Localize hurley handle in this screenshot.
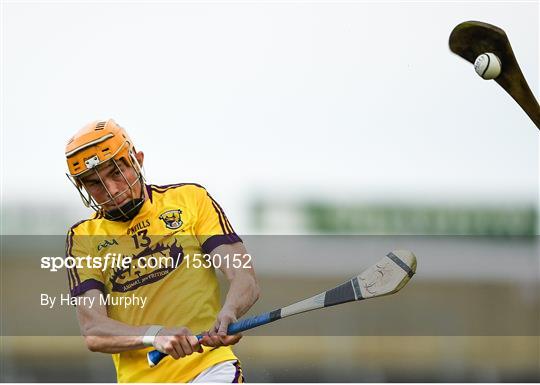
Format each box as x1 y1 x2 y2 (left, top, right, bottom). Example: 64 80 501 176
147 312 275 367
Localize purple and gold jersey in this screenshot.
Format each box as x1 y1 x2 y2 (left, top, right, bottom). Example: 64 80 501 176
65 183 241 382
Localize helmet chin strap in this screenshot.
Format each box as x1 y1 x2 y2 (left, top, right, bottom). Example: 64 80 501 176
102 175 146 221
104 197 145 221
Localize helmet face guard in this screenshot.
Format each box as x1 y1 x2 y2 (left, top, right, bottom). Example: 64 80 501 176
65 120 146 221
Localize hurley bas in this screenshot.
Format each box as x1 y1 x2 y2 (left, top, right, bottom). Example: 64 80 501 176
41 293 147 309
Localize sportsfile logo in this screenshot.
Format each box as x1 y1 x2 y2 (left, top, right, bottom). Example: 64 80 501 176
42 253 137 272
41 249 183 273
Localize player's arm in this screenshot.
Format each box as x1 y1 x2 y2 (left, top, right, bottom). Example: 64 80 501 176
216 241 259 323
207 241 260 341
76 289 202 358
191 186 259 344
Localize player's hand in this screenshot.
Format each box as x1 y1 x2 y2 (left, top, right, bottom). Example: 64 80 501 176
199 307 242 347
153 327 203 359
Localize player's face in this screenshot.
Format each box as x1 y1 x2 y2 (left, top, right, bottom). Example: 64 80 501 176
79 155 143 210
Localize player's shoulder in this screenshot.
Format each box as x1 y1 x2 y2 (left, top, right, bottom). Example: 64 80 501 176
67 212 105 235
148 182 208 198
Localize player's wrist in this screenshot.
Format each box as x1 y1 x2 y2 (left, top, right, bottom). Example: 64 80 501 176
142 325 164 347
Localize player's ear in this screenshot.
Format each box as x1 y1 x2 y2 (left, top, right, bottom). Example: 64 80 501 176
135 150 144 167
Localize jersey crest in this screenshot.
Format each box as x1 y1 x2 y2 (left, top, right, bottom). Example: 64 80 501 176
159 209 183 229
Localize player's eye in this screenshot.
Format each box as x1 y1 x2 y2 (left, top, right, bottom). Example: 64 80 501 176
85 180 101 189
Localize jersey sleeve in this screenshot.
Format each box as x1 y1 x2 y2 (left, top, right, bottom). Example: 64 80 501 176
193 187 242 254
65 224 106 297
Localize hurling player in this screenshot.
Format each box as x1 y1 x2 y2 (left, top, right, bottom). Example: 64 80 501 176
64 119 259 382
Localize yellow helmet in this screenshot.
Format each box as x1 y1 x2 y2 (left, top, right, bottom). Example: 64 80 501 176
65 119 145 220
